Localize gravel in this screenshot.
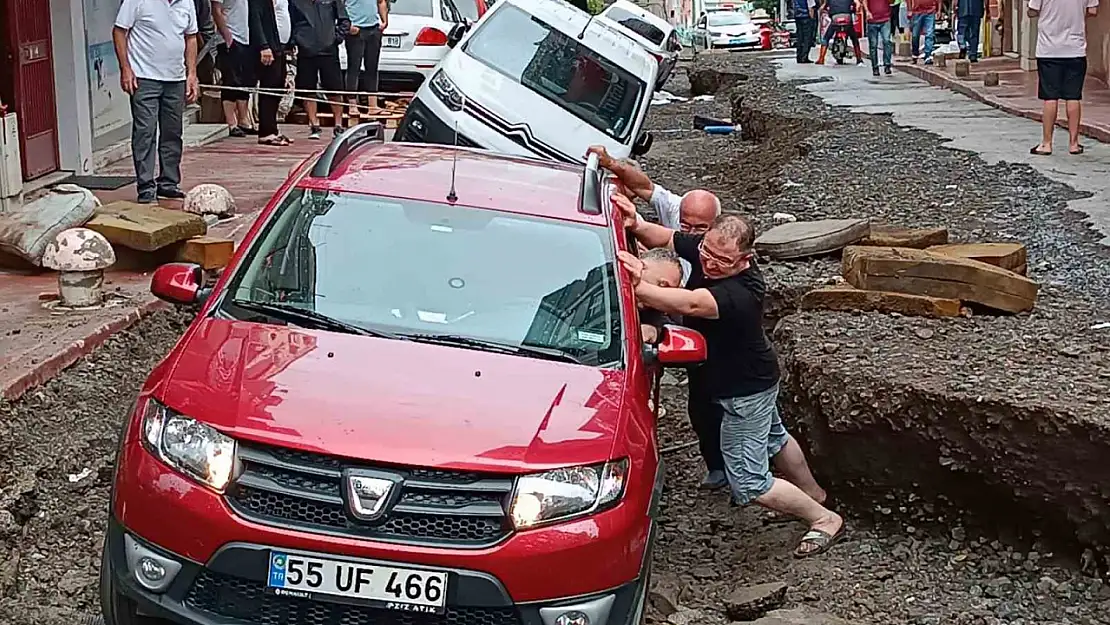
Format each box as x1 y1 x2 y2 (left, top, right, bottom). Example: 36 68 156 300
1 51 1108 625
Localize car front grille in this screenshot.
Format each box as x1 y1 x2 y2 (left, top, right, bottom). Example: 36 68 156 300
185 569 524 625
226 442 515 547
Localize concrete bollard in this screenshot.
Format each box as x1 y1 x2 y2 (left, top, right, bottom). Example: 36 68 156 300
984 71 1000 86
935 53 947 68
897 41 913 58
954 60 971 78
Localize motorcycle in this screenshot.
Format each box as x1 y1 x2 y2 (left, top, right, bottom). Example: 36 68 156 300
828 13 854 64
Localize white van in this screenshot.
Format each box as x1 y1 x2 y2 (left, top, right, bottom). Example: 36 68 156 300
393 0 658 163
598 0 681 90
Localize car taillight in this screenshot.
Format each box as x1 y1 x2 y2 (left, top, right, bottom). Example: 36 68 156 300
415 27 449 46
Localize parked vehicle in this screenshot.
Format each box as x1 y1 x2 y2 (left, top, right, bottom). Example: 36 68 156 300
394 0 659 163
827 13 853 64
597 0 682 90
100 123 708 625
455 0 490 21
691 9 762 50
338 0 467 93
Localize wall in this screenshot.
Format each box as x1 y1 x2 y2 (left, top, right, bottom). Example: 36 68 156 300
83 0 130 151
50 0 94 173
1085 7 1110 84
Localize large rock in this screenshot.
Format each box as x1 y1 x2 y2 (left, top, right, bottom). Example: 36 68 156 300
927 242 1027 274
756 219 871 260
648 573 687 617
859 224 949 249
801 285 963 318
741 608 858 624
723 582 788 621
87 201 207 252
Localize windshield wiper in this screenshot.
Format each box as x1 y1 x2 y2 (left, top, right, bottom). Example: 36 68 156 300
230 299 401 340
405 334 584 365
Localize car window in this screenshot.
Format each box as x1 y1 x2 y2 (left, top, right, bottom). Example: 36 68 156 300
604 6 666 45
454 0 480 21
665 31 680 51
390 0 434 17
463 5 647 141
227 189 624 367
708 12 752 26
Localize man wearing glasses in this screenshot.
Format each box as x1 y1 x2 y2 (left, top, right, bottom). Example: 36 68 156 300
611 194 844 559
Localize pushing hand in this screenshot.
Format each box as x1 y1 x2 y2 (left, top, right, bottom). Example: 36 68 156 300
610 193 639 229
616 250 644 287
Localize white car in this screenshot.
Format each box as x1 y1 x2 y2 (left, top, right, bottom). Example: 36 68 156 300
597 0 681 90
692 10 762 50
339 0 467 92
394 0 659 163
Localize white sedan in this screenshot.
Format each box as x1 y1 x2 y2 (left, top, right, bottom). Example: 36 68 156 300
691 10 762 51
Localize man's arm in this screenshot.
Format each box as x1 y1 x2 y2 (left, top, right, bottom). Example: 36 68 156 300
248 0 273 51
336 0 352 35
378 0 389 30
1027 0 1039 16
212 0 232 44
1087 0 1098 17
629 210 677 251
587 146 654 200
634 283 720 319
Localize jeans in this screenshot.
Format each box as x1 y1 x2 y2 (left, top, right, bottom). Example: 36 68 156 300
344 25 383 94
867 21 893 69
910 13 936 59
256 46 287 138
796 16 816 61
717 383 789 505
959 14 982 59
130 78 185 199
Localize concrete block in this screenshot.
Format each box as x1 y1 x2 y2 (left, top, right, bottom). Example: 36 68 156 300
984 71 1000 86
896 41 913 57
174 236 235 269
954 60 971 78
935 53 947 67
88 202 207 252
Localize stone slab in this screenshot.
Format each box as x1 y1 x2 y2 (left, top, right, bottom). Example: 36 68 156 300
926 242 1027 273
174 236 235 269
801 285 963 317
842 246 1039 313
859 224 949 249
755 219 871 260
87 202 207 252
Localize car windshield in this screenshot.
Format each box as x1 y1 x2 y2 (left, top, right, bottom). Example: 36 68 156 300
225 189 624 367
606 7 666 45
709 12 752 26
463 5 646 141
390 0 434 17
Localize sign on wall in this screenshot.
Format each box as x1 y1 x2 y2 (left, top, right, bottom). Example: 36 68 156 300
83 0 130 140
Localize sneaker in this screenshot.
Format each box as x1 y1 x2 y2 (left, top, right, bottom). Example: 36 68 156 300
970 57 979 63
911 57 918 64
229 126 246 138
157 187 186 200
308 126 322 140
237 125 258 136
136 194 157 204
924 56 934 65
884 65 893 75
699 470 728 490
872 67 880 76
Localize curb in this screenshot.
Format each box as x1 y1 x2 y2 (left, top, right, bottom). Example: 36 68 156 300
895 62 1110 143
1 298 169 402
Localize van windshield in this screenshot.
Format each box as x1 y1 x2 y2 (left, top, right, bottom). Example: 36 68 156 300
463 5 647 141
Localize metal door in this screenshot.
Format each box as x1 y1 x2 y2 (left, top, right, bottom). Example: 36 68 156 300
7 0 59 180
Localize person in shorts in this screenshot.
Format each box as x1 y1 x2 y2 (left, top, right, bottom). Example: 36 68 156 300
213 0 257 136
290 0 350 139
1028 0 1099 156
612 193 845 559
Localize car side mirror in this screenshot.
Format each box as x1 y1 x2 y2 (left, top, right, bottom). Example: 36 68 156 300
656 324 707 366
447 22 469 47
631 131 654 157
151 262 207 306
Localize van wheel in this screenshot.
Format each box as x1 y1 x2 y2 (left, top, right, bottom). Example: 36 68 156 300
100 540 168 625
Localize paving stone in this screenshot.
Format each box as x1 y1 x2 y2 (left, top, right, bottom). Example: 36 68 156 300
724 581 788 621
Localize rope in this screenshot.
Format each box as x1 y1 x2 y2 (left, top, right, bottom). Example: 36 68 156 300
198 83 415 99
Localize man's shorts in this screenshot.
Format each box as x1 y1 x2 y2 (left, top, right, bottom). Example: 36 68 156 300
217 41 255 102
296 50 344 96
1037 57 1087 101
718 383 789 505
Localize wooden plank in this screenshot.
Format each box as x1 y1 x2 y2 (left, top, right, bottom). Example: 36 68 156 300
174 236 235 269
859 225 949 249
926 242 1027 273
755 218 871 260
801 285 963 317
87 202 207 252
842 246 1039 313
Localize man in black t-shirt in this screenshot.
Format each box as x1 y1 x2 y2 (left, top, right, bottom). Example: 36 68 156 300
612 194 845 558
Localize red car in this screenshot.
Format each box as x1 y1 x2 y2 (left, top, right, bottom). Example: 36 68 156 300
100 124 707 625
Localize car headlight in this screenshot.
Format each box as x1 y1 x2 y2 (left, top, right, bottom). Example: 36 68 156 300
429 70 464 112
140 398 237 492
509 459 628 529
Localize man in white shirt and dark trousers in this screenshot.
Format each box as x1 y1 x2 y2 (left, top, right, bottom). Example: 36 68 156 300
251 0 294 144
213 0 256 136
113 0 200 203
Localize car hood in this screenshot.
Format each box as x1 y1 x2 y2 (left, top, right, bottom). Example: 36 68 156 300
159 318 626 473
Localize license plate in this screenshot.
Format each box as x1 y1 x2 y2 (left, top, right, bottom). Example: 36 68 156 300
384 35 402 48
730 38 744 44
267 551 449 613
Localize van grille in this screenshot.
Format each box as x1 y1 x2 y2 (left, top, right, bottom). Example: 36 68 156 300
226 443 515 547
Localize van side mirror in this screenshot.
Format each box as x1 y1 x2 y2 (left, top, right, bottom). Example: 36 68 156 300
631 131 654 157
447 23 469 47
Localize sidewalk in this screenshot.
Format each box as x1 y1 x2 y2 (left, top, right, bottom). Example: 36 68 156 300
0 127 325 401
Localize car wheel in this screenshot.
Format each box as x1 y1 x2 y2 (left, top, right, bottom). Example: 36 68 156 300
100 540 168 625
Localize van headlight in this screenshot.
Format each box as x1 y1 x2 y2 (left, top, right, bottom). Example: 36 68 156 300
509 459 629 529
429 70 465 111
140 398 237 492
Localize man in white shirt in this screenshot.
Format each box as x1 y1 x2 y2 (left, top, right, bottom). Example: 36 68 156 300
213 0 256 136
113 0 200 203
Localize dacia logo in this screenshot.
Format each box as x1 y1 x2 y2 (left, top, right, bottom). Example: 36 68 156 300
344 471 397 521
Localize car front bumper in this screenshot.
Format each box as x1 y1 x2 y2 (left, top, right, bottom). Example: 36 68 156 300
104 516 652 625
710 35 761 48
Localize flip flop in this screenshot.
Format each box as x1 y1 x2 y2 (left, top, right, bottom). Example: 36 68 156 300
1070 145 1085 154
793 525 846 558
1029 146 1052 156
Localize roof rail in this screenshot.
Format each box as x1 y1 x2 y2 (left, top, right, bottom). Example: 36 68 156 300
310 122 385 178
580 152 603 215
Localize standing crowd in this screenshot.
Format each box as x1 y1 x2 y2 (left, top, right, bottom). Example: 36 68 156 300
112 0 390 202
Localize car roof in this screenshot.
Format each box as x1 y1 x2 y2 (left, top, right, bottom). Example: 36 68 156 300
298 142 610 226
500 0 657 80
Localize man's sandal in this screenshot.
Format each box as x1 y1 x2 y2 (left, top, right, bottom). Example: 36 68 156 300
793 525 845 558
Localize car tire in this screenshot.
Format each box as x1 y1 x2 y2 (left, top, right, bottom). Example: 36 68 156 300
100 540 168 625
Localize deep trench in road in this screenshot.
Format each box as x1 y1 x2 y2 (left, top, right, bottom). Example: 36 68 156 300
2 53 1110 625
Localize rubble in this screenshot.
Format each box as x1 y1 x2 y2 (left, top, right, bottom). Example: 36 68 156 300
723 582 788 621
649 572 688 617
740 608 857 625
